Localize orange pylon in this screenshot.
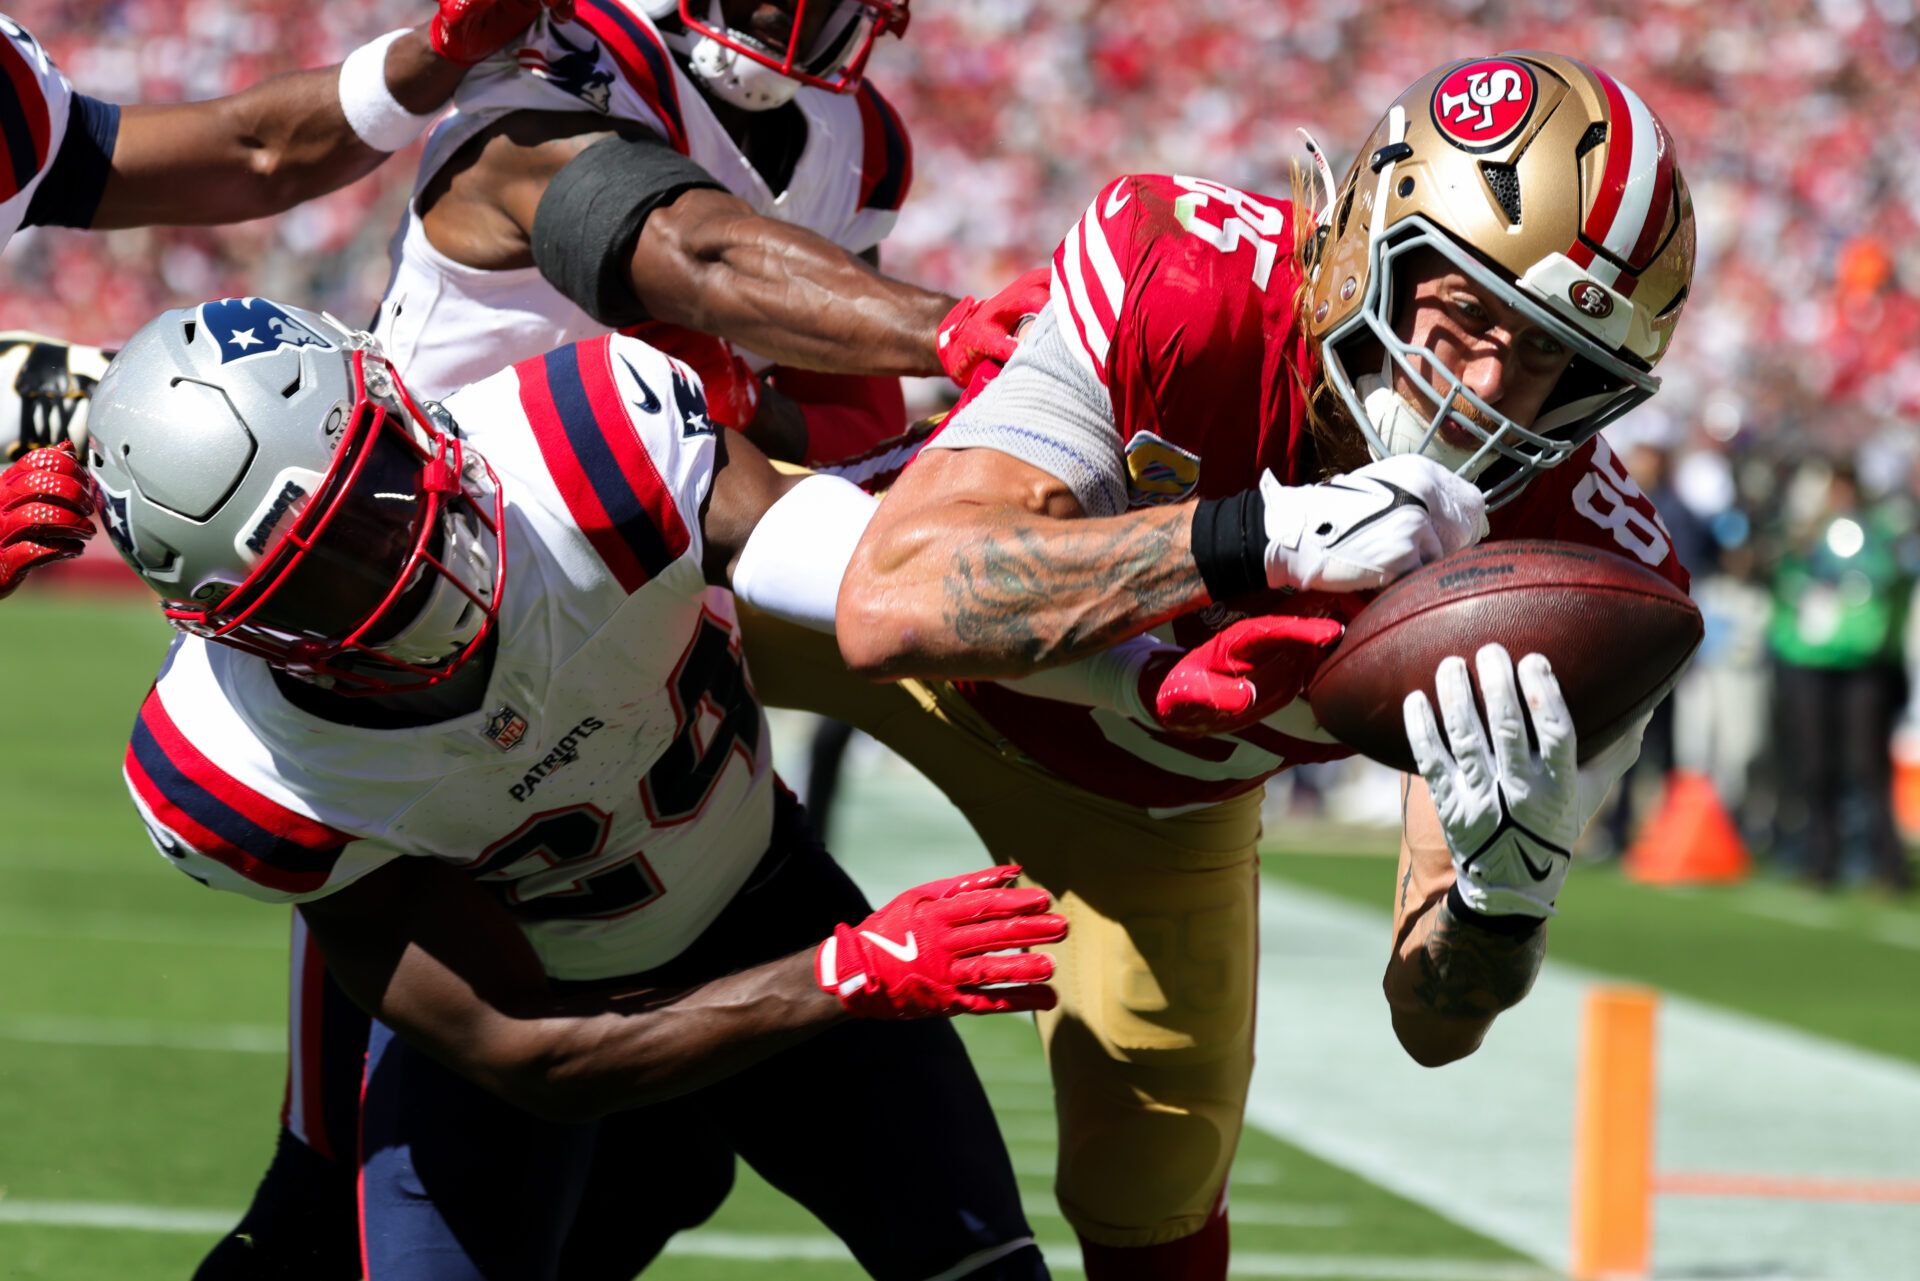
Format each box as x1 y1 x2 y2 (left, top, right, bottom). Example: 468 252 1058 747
1622 769 1750 885
1570 987 1659 1280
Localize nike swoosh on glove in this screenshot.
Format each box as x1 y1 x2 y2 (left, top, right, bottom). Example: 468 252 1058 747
0 444 96 601
1150 614 1344 736
816 864 1068 1018
1404 644 1579 919
937 267 1051 387
1261 453 1488 592
431 0 575 65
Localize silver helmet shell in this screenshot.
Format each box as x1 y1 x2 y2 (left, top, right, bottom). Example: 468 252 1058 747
87 298 505 694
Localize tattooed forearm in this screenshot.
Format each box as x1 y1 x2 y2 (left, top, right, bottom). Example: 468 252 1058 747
1406 898 1547 1020
939 504 1207 670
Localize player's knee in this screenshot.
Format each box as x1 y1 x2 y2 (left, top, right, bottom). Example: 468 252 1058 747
1046 1018 1247 1246
1058 889 1256 1064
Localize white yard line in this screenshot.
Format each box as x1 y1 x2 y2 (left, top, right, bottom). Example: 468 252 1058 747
0 1201 1548 1281
0 1013 283 1054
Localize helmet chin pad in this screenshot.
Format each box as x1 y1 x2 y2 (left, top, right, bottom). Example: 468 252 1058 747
673 0 896 99
688 33 802 110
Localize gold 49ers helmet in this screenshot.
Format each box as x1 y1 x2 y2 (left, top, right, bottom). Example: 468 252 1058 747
1306 51 1695 507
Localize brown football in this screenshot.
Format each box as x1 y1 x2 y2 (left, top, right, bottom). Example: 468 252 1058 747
1305 540 1703 774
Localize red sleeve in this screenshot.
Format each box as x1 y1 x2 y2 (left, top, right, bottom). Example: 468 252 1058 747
766 367 907 467
1083 175 1300 500
1490 434 1692 593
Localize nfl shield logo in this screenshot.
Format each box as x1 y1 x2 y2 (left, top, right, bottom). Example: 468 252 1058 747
482 706 530 752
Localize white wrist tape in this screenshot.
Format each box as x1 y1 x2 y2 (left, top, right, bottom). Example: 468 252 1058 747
731 474 879 633
338 30 435 152
1002 633 1176 724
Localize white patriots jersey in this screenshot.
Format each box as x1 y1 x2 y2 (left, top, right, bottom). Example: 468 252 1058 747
0 15 73 251
123 334 776 982
373 0 913 400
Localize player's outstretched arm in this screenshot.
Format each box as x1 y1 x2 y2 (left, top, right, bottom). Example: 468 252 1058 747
299 857 1062 1121
91 2 560 229
835 448 1487 682
626 187 955 376
1383 645 1574 1066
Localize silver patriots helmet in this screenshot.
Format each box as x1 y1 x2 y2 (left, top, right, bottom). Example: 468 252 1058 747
86 298 505 695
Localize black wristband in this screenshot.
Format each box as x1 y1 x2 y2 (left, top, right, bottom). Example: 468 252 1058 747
1190 488 1266 602
1444 884 1547 938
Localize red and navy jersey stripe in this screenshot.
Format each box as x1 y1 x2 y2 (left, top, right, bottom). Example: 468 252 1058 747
124 691 352 895
854 81 911 212
518 336 691 593
572 0 689 154
0 32 53 205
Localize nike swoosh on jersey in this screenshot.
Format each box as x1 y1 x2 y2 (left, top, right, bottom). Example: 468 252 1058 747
620 354 662 414
1104 185 1132 217
860 929 919 962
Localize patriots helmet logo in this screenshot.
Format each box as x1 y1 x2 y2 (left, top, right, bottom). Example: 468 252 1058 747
518 25 615 114
668 359 714 438
200 298 336 364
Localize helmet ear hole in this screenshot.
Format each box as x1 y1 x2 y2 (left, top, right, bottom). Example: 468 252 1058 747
181 320 197 346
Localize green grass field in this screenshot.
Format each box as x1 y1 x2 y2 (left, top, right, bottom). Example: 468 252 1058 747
1 593 1913 1280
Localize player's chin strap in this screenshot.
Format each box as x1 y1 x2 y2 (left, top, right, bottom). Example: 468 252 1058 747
1296 128 1338 229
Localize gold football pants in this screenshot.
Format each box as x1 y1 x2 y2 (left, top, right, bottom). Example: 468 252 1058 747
741 608 1260 1247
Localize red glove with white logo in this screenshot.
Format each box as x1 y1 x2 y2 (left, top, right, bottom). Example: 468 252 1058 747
816 865 1067 1019
937 267 1051 387
430 0 574 65
1149 614 1344 736
0 443 95 601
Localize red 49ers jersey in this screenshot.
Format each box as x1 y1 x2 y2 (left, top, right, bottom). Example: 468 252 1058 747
955 173 1689 813
1050 173 1320 505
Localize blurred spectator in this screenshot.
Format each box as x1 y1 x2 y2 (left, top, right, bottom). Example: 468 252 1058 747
1765 462 1915 892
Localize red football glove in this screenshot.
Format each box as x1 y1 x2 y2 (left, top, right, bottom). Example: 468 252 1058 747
1149 615 1344 736
816 865 1067 1019
430 0 574 65
0 443 96 601
937 266 1051 387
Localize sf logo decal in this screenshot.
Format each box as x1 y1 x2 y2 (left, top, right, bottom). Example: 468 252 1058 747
1432 59 1537 152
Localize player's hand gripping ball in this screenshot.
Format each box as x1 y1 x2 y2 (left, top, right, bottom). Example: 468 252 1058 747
816 865 1067 1019
0 443 96 601
1149 614 1345 736
1405 645 1579 920
937 267 1051 387
431 0 576 65
1260 454 1488 593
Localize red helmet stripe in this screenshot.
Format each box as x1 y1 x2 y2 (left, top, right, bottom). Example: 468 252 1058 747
1574 68 1672 299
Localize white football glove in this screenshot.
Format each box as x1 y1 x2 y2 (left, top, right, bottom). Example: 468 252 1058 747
1260 453 1488 593
1404 644 1578 919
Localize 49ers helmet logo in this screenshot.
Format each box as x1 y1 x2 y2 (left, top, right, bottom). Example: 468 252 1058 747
1432 59 1537 152
1569 280 1615 319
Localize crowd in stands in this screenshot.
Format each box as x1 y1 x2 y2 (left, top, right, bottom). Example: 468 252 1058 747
7 0 1919 886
